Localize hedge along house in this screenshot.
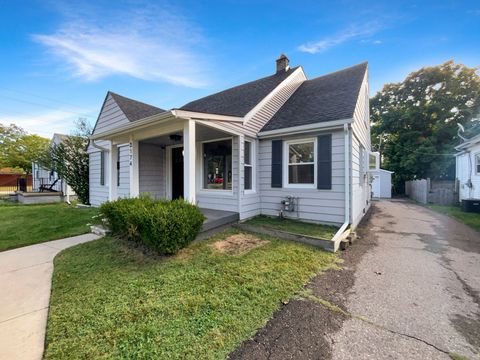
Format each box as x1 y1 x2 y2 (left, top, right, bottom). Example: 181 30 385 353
88 55 373 244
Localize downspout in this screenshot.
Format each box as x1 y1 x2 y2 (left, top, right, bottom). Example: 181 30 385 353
331 123 351 251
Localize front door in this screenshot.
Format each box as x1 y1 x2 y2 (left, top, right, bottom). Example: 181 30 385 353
171 147 184 199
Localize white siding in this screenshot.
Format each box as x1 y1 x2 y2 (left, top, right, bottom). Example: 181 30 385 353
258 130 345 225
241 69 306 134
456 142 480 200
93 94 129 135
89 150 109 206
195 136 239 212
139 143 166 199
239 137 261 220
350 70 371 228
117 145 130 198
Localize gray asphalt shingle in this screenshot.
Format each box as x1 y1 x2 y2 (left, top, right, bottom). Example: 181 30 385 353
261 62 368 132
109 92 165 122
179 67 299 117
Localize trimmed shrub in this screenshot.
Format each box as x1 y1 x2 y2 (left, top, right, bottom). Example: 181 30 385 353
100 195 205 254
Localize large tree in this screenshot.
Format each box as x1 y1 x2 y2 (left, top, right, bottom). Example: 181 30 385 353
371 61 480 193
0 124 50 173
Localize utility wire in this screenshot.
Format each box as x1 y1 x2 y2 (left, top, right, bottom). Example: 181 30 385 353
0 94 94 118
0 87 87 109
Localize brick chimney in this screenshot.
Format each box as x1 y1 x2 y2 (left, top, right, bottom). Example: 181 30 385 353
276 54 289 73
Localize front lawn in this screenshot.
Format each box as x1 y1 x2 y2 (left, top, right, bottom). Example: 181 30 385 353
44 230 338 359
0 201 98 251
427 204 480 232
244 215 338 239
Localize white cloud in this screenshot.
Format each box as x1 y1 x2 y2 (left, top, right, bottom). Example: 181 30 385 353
298 21 383 54
32 3 210 88
0 110 93 138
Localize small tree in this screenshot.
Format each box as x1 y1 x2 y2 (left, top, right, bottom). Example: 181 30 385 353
42 119 91 204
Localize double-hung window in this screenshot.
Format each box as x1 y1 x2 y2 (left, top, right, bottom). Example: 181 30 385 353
244 141 254 191
476 154 480 174
285 139 316 187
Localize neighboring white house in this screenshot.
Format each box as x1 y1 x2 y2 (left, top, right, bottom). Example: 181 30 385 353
32 133 76 201
455 132 480 200
88 55 374 233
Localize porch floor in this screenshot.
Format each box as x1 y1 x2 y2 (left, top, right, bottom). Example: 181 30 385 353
200 208 239 232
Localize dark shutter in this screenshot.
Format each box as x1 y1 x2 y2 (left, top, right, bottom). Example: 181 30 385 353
100 151 105 186
271 140 283 188
317 134 332 190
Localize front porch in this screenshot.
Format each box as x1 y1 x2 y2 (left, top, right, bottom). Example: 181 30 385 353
92 116 246 216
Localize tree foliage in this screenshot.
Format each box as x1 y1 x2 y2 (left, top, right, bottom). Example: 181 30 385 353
371 61 480 192
40 119 91 204
0 124 50 173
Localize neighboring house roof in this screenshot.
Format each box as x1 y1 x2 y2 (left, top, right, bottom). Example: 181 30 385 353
179 67 299 117
109 92 166 122
261 62 368 132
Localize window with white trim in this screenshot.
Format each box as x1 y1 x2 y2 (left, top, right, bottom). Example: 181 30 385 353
203 139 232 190
244 141 254 191
285 139 316 187
476 154 480 174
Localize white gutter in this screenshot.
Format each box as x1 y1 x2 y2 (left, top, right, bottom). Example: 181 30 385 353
258 118 353 139
331 123 351 251
90 139 109 151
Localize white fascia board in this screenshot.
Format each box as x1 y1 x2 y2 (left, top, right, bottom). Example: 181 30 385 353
242 67 306 126
258 118 353 138
171 109 244 122
90 111 175 140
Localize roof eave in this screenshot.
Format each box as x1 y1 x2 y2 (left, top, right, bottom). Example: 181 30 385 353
90 111 176 140
258 118 353 138
171 109 244 122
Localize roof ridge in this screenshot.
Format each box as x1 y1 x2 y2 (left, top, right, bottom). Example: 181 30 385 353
306 61 368 82
108 91 164 112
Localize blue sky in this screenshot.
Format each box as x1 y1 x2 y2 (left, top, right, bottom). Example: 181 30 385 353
0 0 479 138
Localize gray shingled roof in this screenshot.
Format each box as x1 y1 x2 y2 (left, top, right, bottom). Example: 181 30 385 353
109 92 165 122
261 62 368 132
179 67 299 117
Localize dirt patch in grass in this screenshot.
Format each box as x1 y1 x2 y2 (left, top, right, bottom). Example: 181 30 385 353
211 233 270 255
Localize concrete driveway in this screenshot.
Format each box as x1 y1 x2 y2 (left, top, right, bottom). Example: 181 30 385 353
0 234 99 360
230 200 480 359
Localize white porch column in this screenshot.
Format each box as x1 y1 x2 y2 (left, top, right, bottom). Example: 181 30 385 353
108 142 118 201
129 136 140 197
183 119 196 203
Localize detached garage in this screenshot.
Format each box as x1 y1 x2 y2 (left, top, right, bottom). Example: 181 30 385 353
371 169 393 198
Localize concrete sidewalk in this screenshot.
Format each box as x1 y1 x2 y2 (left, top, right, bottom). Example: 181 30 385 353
0 234 100 360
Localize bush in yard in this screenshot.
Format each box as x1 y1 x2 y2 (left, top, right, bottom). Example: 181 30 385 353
100 195 205 254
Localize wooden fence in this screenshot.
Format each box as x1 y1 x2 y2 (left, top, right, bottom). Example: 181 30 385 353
0 174 32 194
405 178 457 205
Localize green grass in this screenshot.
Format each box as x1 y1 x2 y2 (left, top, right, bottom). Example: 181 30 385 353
0 202 99 251
44 230 338 359
244 215 338 239
427 204 480 232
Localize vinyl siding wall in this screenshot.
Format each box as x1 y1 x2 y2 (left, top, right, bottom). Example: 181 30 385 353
139 143 166 199
258 130 345 225
350 71 371 228
93 94 129 135
89 146 109 207
117 145 130 198
238 137 261 220
456 142 480 200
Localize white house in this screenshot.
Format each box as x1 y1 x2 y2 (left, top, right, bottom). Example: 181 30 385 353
88 55 373 234
32 133 76 201
455 131 480 200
